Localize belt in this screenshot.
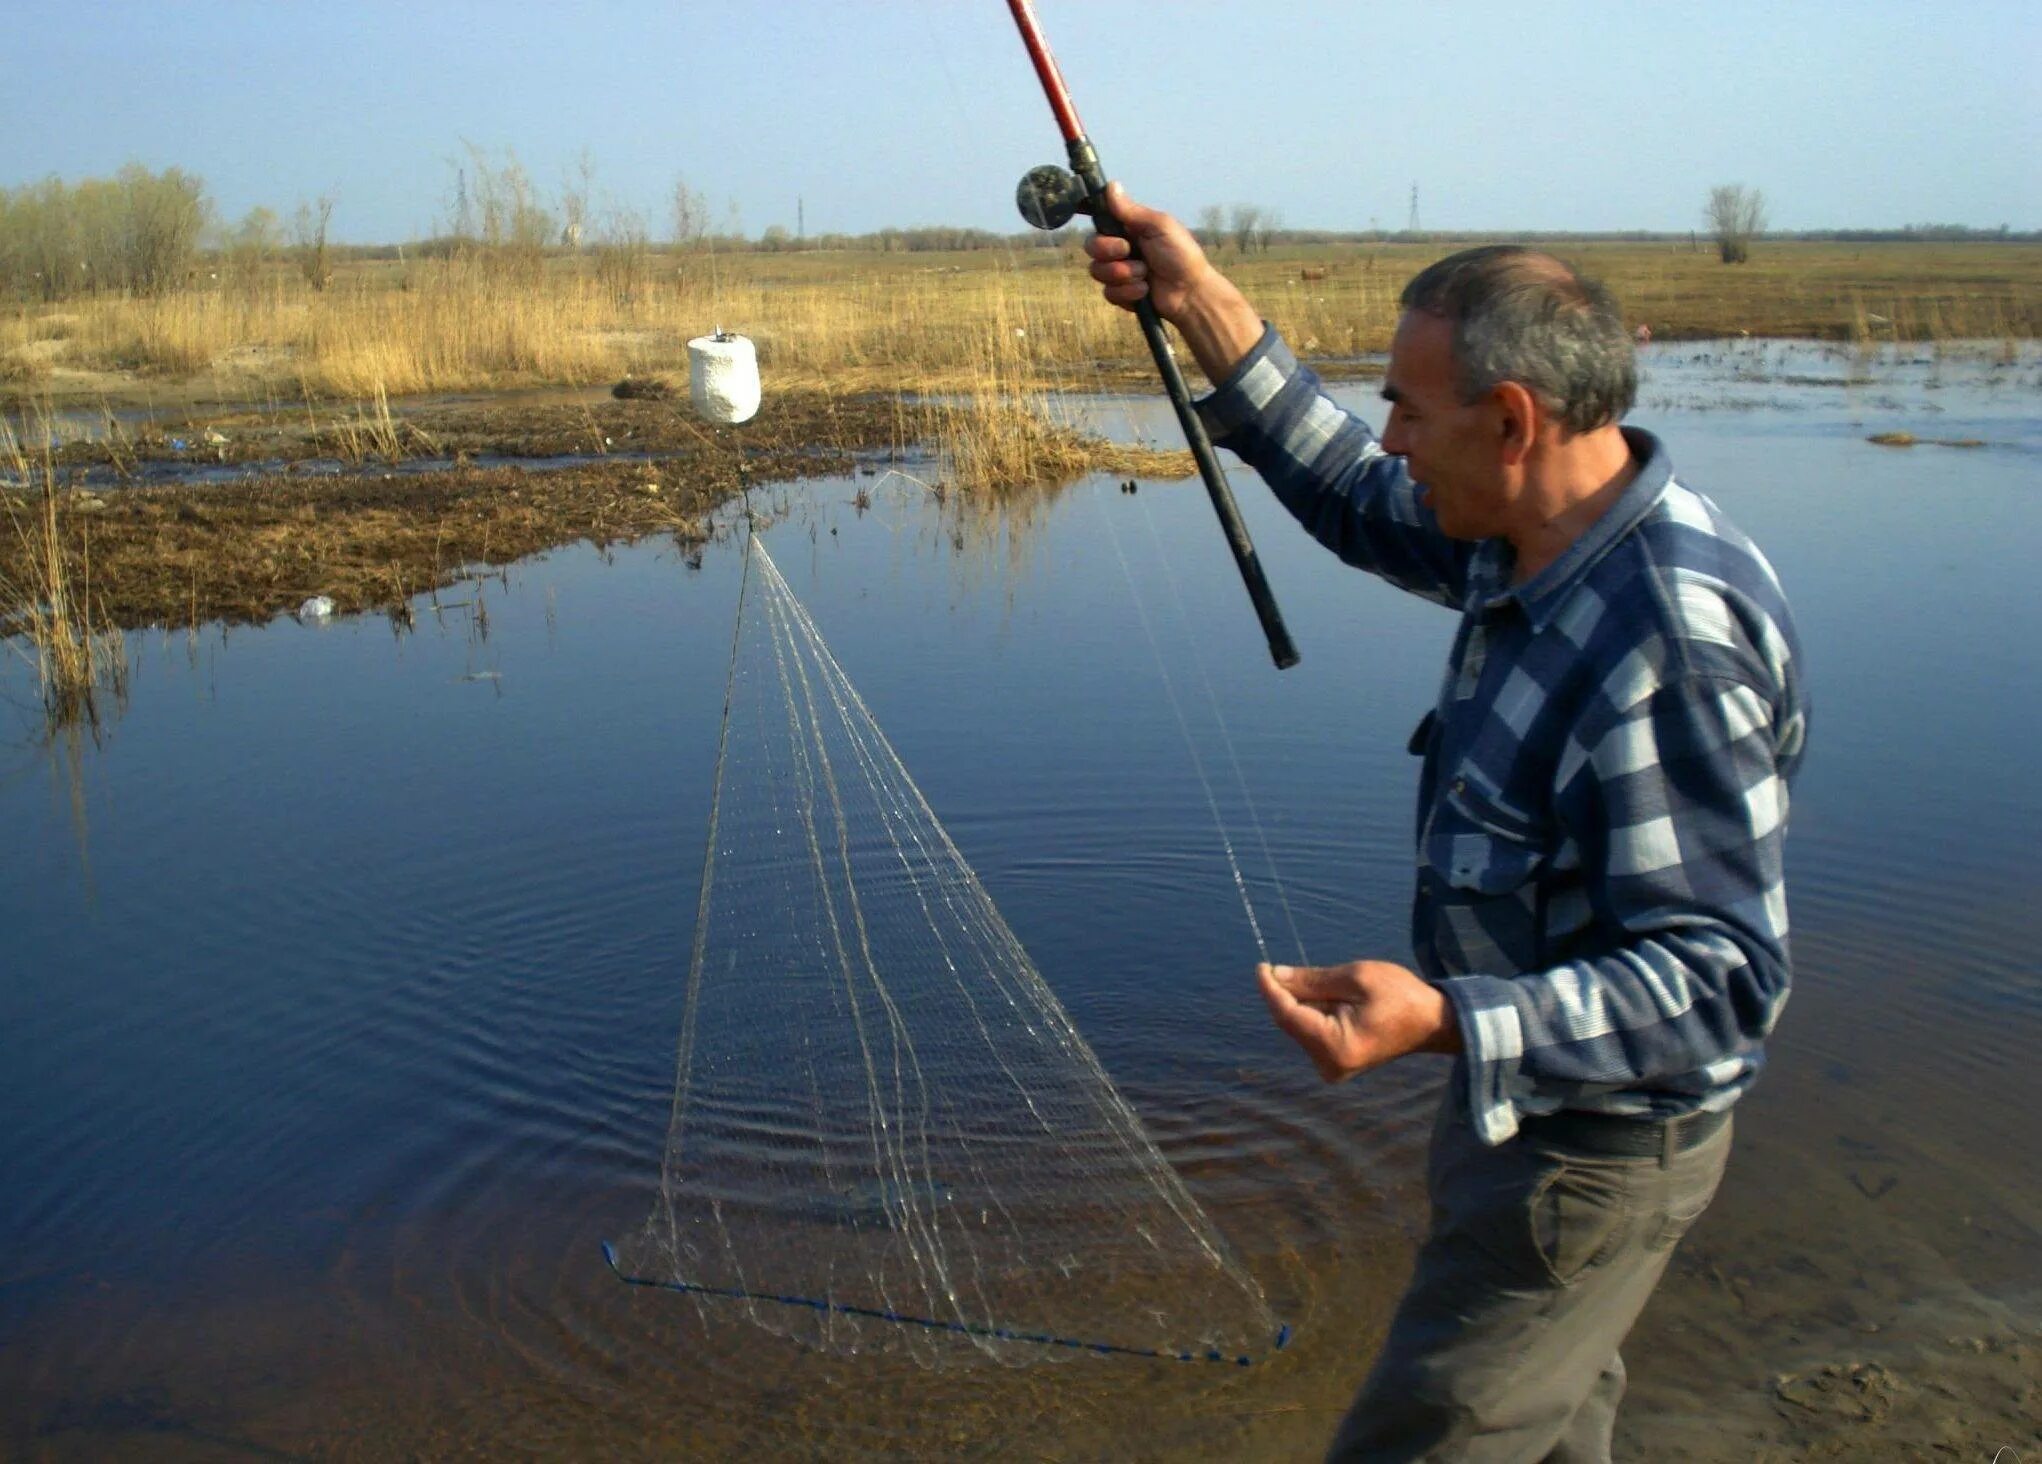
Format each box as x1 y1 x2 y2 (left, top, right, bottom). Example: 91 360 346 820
1519 1105 1730 1163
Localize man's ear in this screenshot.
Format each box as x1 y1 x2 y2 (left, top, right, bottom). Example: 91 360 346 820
1492 381 1539 467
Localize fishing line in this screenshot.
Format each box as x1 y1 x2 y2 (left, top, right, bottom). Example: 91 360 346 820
1092 489 1274 963
1019 187 1310 969
927 7 1311 965
1131 490 1311 966
925 7 1290 962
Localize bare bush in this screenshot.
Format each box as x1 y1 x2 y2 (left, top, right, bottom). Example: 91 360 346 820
1256 208 1283 254
1228 203 1262 256
1707 184 1767 265
593 206 650 302
460 143 554 284
118 165 209 293
226 206 281 289
294 197 334 291
560 148 595 253
671 176 709 249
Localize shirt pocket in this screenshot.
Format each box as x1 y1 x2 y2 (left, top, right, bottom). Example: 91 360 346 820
1429 768 1549 898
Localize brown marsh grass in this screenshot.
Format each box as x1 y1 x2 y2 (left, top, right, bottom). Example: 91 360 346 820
0 417 130 734
5 241 2034 410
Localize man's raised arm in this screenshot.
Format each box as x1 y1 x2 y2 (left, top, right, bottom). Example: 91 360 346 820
1084 183 1265 386
1086 186 1469 607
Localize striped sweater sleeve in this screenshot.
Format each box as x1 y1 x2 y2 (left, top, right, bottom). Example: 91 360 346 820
1197 326 1471 607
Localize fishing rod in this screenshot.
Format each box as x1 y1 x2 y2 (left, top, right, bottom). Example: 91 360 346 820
1004 0 1300 671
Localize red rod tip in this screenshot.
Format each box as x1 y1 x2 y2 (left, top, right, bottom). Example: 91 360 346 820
1006 0 1086 143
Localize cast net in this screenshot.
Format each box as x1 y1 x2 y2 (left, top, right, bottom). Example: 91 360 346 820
607 533 1280 1366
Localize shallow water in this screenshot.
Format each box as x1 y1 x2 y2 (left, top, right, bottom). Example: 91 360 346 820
2 342 2037 1457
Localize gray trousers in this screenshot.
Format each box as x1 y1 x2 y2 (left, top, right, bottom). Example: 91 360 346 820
1327 1091 1732 1463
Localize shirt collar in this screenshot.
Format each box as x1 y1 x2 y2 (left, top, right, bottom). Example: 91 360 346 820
1465 426 1672 631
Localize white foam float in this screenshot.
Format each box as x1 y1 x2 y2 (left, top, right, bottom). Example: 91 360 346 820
687 331 761 426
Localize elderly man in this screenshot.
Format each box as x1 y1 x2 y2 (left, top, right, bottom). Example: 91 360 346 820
1087 188 1806 1462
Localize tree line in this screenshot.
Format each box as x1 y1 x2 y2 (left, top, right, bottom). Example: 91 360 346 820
4 159 2034 304
1 166 210 299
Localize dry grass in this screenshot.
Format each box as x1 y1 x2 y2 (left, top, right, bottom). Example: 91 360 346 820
0 417 129 734
906 280 1193 494
5 241 2034 412
0 386 1185 633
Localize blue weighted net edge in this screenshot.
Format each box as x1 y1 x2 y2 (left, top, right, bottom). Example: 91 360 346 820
601 1242 1291 1367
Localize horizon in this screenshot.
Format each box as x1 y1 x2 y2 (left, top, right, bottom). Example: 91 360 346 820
3 2 2038 246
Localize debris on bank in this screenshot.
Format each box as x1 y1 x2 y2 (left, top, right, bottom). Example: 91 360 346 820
1867 431 1988 449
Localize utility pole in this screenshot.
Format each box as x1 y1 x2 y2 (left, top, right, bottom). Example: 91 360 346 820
1407 182 1420 236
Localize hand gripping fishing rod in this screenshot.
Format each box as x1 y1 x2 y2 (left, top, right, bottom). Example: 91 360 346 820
1005 0 1299 671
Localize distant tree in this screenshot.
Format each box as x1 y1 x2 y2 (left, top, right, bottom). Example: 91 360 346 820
760 223 792 252
592 205 649 301
1228 203 1262 256
1706 184 1767 264
453 144 553 282
0 165 214 296
293 196 334 291
671 176 708 249
1196 204 1226 251
559 148 595 253
226 205 281 288
117 164 209 294
1255 207 1283 254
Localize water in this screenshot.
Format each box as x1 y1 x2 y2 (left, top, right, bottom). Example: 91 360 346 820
2 342 2037 1457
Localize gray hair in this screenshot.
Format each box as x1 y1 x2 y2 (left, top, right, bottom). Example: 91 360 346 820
1399 246 1636 434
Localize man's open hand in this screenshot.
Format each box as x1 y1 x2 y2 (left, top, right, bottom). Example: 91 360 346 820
1256 960 1463 1082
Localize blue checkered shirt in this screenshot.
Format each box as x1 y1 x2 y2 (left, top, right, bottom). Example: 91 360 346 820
1201 328 1808 1144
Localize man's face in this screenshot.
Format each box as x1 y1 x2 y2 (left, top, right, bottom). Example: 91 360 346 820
1379 311 1512 541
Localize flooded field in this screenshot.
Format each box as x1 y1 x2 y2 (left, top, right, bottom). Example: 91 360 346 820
2 342 2038 1459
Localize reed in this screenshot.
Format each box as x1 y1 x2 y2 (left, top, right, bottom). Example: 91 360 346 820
912 285 1194 495
0 417 129 734
326 380 426 464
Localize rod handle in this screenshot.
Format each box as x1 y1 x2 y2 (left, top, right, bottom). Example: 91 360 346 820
1088 183 1299 669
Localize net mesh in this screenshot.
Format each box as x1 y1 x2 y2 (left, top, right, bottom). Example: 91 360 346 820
608 534 1279 1366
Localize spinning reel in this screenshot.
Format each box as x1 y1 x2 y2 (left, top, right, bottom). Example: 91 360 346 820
1014 164 1096 232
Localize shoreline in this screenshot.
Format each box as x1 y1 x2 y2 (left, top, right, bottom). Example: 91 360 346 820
0 389 1192 633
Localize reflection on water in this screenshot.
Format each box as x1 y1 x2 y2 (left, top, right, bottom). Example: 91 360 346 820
1 343 2037 1457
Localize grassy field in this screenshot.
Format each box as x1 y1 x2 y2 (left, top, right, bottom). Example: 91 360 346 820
3 239 2037 408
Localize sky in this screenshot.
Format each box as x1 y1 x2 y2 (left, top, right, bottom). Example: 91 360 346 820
4 0 2038 245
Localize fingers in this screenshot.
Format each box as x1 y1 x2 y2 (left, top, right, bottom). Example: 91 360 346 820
1262 961 1368 1003
1257 965 1351 1082
1083 231 1133 263
1088 255 1145 287
1256 962 1295 1021
1258 964 1324 1036
1091 264 1148 308
1089 249 1148 309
